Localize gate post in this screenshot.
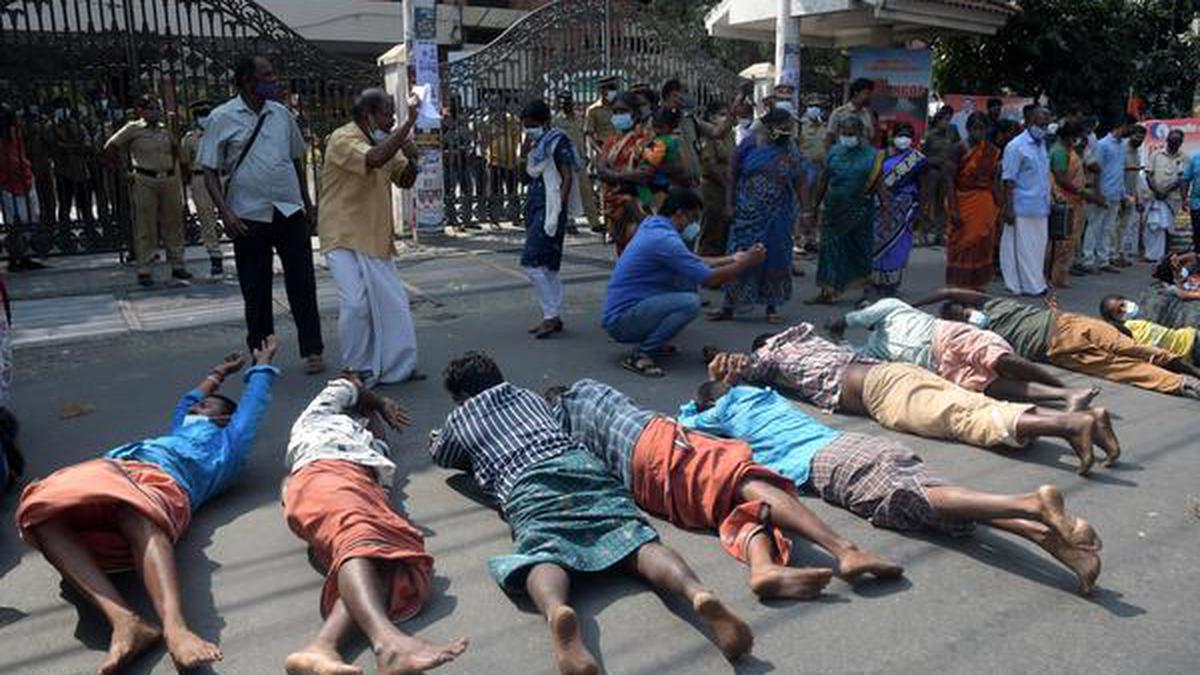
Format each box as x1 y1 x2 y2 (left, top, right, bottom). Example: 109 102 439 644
774 0 801 107
379 44 415 240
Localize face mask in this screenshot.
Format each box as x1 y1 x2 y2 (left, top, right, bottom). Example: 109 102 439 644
255 79 281 101
838 135 860 148
775 100 795 114
612 112 634 132
1047 122 1060 136
182 414 211 427
639 105 652 120
681 221 700 246
98 99 108 111
1121 301 1140 321
605 90 617 103
967 310 990 329
1028 125 1047 141
371 129 388 143
805 106 822 121
893 136 913 150
525 126 546 142
1180 265 1191 279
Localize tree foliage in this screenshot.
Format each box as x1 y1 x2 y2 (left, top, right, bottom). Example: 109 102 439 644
934 0 1200 123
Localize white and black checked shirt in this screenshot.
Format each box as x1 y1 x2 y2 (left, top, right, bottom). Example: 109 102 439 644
430 382 580 505
553 379 655 490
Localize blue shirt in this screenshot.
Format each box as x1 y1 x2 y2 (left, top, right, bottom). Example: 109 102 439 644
602 215 714 327
1095 133 1127 201
1001 129 1051 217
676 385 842 488
1182 153 1200 210
105 365 279 509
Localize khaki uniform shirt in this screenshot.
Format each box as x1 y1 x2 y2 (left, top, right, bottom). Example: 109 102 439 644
799 118 826 165
180 129 205 172
484 112 520 170
826 103 875 147
584 100 615 148
552 112 587 160
317 121 408 258
105 120 177 172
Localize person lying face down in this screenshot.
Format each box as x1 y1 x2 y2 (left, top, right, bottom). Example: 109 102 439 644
280 372 468 675
683 379 1103 596
15 337 280 674
1099 294 1200 366
703 321 1120 475
430 351 753 675
547 378 903 602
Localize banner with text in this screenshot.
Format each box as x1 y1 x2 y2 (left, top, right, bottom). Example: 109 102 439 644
410 0 444 230
849 48 932 143
1142 118 1200 159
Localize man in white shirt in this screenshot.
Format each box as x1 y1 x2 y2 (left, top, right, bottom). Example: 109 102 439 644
199 55 324 374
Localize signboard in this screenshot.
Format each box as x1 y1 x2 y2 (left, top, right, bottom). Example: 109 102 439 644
1142 118 1200 159
409 0 444 231
941 93 1032 141
849 48 932 143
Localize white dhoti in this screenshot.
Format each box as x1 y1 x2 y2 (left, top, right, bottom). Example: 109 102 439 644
326 248 417 385
1143 200 1174 262
999 215 1048 296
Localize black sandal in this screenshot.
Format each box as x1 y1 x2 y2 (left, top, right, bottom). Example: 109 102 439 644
707 308 734 321
622 353 665 378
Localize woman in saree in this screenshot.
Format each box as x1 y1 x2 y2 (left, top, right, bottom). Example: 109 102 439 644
807 115 886 304
708 108 808 323
946 112 1003 289
873 122 929 295
596 92 652 254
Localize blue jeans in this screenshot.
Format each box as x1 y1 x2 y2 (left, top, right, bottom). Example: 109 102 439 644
605 292 701 354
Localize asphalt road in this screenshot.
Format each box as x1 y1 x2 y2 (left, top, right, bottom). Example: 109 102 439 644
1 247 1197 675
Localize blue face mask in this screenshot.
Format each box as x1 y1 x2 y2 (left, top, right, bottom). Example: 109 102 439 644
182 414 212 427
1028 125 1047 141
681 221 701 246
370 129 388 143
525 126 546 142
967 310 990 329
612 112 634 132
255 80 280 102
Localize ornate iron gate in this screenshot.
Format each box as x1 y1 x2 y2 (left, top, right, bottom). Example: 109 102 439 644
440 0 740 228
0 0 375 258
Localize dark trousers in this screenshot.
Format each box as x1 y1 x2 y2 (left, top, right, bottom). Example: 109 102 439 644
233 209 323 357
1192 208 1200 253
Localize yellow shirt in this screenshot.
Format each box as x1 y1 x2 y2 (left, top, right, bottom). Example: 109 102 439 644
104 120 177 172
1125 320 1196 361
484 113 521 170
317 121 408 258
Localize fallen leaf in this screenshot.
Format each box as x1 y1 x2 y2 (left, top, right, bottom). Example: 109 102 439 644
60 403 97 419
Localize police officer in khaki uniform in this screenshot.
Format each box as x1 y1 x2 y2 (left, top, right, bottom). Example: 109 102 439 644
180 101 224 277
104 94 190 287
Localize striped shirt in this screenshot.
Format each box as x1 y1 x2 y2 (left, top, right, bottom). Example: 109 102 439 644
741 323 877 411
553 379 655 489
430 382 579 505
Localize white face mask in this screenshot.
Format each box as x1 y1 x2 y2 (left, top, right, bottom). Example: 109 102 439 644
967 310 990 329
1121 301 1140 321
838 135 860 148
805 106 822 121
182 414 211 427
775 100 795 114
525 126 546 142
893 136 913 150
605 90 617 103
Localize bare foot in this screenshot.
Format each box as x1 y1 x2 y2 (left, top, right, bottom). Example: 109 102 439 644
1086 407 1121 467
1065 386 1101 412
693 591 753 662
1039 528 1102 596
837 547 905 581
165 627 223 670
1034 485 1101 550
375 633 469 675
1063 413 1096 476
286 643 363 675
98 616 161 675
549 606 597 675
749 564 833 600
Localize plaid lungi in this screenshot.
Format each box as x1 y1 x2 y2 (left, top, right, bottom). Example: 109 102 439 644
809 432 973 536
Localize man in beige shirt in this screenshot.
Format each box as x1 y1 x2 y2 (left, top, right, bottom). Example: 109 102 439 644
180 101 223 276
584 75 618 157
105 94 189 286
553 91 600 233
825 78 876 149
318 88 421 385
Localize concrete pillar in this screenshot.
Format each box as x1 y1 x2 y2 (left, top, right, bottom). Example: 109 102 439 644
774 0 800 107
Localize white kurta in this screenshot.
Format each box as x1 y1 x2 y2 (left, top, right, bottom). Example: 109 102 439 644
326 248 417 385
999 216 1048 296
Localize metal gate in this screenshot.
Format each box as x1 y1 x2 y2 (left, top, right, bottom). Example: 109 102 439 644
0 0 376 259
440 0 740 229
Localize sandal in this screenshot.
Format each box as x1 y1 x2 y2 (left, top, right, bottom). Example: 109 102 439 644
707 308 734 321
765 312 782 325
649 344 678 357
622 353 665 378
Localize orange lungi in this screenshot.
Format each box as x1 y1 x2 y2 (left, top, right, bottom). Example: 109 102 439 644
283 460 433 620
631 418 795 565
16 458 192 573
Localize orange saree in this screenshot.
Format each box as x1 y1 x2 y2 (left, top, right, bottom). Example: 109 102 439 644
946 141 1001 289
